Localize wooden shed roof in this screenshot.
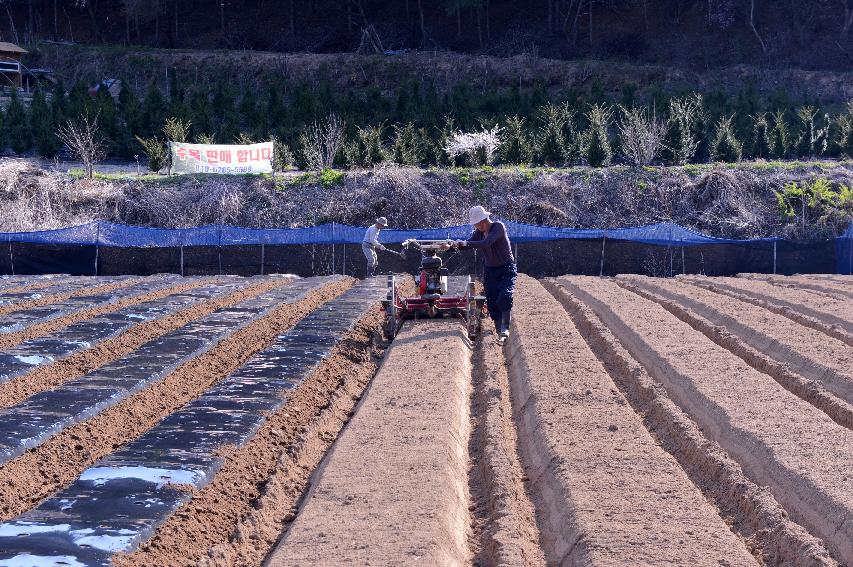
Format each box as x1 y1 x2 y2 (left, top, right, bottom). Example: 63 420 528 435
0 42 27 54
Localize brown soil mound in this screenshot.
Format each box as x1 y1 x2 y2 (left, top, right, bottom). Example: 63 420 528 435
505 275 755 565
560 276 853 564
266 319 473 566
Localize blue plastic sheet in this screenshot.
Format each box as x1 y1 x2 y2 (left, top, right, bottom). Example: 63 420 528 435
836 223 853 275
0 220 784 247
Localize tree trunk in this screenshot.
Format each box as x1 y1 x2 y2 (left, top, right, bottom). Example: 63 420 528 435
749 0 767 53
86 0 102 43
417 0 425 43
53 0 58 40
290 0 295 36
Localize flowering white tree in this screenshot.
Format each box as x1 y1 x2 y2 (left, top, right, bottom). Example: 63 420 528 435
444 125 503 166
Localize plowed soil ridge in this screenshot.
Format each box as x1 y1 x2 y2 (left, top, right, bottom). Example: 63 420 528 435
681 276 853 345
505 275 756 566
543 278 836 566
467 321 546 567
739 274 853 299
617 278 853 431
559 276 853 564
266 319 473 566
620 276 853 407
0 277 349 522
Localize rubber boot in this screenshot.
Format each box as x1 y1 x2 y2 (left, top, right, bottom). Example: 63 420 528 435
500 310 511 334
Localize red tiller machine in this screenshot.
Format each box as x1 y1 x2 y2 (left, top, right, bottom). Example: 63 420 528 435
382 239 486 340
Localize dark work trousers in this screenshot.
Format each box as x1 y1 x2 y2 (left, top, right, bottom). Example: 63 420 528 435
483 262 517 332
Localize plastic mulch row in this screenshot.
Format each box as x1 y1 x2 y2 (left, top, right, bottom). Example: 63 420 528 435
0 276 182 334
0 277 386 567
0 276 337 466
0 277 136 306
0 277 247 385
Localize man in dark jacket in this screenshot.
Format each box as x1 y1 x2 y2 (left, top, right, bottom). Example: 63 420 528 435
451 205 516 344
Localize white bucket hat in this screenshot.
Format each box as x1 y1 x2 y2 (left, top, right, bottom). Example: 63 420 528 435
376 217 388 226
468 205 491 225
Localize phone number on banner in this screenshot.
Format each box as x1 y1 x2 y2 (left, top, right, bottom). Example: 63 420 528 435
194 165 256 174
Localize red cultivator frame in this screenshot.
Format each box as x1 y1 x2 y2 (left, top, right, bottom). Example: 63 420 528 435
381 239 486 340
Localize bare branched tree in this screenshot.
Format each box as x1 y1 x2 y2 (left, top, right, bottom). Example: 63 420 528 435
617 105 666 166
299 114 345 170
56 113 105 180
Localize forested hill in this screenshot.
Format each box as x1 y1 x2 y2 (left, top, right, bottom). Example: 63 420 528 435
5 0 853 71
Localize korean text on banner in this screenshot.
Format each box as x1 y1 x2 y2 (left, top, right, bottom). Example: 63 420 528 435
170 141 274 175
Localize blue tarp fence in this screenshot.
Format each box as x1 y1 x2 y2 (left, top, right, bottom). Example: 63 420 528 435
0 219 782 247
2 220 850 274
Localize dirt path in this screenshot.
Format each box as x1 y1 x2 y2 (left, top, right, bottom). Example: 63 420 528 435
544 279 835 566
681 276 853 345
620 276 853 407
559 276 853 564
0 277 349 521
266 319 473 566
504 275 756 566
467 320 546 567
0 276 139 315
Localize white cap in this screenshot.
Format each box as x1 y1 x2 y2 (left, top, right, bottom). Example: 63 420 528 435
468 205 491 225
376 217 388 226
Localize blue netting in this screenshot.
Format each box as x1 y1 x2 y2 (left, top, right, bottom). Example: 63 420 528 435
836 223 853 275
0 220 781 247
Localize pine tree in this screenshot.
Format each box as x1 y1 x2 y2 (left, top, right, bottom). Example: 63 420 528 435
750 113 771 159
836 100 853 158
662 94 703 165
769 110 791 159
794 106 829 158
117 81 142 158
140 82 167 138
5 89 30 154
392 122 423 165
30 89 60 157
582 104 613 168
95 88 121 157
534 103 567 166
710 115 743 162
499 115 533 165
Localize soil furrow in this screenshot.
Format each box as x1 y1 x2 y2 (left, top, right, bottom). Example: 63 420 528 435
543 278 836 566
558 276 853 564
467 321 546 567
741 274 853 299
504 275 756 566
0 277 138 316
617 278 853 430
0 277 250 408
0 277 351 522
0 276 186 350
265 319 473 567
0 276 74 295
681 276 853 345
619 276 853 407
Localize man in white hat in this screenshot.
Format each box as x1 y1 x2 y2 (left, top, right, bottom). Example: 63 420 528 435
362 217 400 277
449 205 517 344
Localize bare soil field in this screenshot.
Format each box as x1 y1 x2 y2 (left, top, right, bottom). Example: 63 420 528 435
0 273 849 566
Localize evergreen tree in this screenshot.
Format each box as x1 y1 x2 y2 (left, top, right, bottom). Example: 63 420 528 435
836 100 853 158
499 115 533 165
710 115 743 162
662 94 703 165
435 116 459 167
188 89 212 139
769 110 791 159
211 81 238 142
5 89 30 154
750 113 771 159
117 81 142 158
94 88 122 157
140 82 167 138
582 104 613 168
66 81 92 122
30 89 60 157
794 106 829 158
534 103 567 166
392 122 424 165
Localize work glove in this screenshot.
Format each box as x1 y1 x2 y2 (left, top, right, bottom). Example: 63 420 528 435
454 240 466 248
